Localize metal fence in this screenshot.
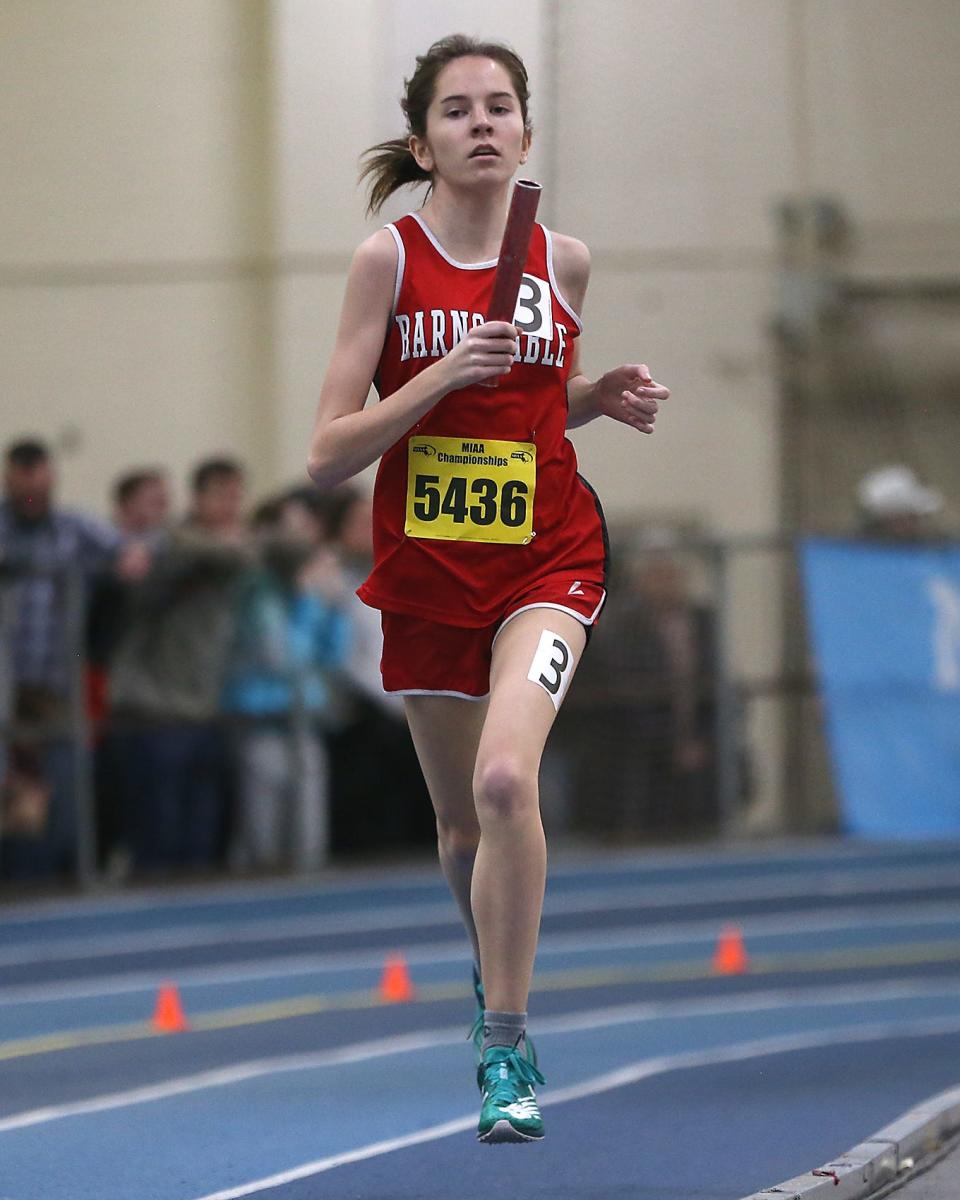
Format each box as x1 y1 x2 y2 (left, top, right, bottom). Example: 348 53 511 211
0 557 441 891
546 532 831 847
0 565 98 886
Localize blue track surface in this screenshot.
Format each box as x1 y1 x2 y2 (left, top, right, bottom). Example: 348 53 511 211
2 838 960 1199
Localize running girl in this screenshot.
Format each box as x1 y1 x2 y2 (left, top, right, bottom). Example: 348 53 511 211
308 34 668 1144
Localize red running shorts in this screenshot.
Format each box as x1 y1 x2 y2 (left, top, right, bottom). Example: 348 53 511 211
380 572 606 699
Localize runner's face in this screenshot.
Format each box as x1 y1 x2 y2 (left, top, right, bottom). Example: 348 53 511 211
412 57 529 188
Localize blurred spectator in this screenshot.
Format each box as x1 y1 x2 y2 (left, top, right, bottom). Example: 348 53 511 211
0 438 146 880
87 468 173 877
190 457 248 544
856 464 944 542
250 496 284 537
634 553 719 829
324 489 395 713
113 468 171 542
108 456 251 876
278 485 332 547
87 468 173 673
563 547 720 839
323 486 434 855
223 492 350 872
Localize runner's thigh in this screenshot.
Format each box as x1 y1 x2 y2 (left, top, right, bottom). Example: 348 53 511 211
478 608 588 772
404 694 488 828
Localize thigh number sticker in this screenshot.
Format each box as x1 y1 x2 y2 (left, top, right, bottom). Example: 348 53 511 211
527 630 575 711
406 436 536 544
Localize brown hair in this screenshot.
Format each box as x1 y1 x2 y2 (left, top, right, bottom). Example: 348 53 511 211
359 34 531 216
113 468 166 507
191 455 245 496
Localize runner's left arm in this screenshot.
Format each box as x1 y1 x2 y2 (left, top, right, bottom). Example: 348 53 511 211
553 233 668 431
567 349 666 433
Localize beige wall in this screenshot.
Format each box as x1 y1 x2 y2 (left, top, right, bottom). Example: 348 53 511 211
555 1 792 531
3 0 958 517
0 0 272 511
803 0 960 231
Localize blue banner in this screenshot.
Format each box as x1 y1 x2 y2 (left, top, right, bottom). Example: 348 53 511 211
800 538 960 837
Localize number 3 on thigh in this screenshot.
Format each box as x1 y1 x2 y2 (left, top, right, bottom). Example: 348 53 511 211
527 629 575 711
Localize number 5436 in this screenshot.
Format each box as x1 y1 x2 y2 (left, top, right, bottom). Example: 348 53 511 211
413 474 529 528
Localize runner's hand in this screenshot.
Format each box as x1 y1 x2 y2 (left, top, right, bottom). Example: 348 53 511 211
437 321 519 391
595 364 669 433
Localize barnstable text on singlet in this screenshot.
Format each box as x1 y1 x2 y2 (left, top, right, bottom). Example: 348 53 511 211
405 436 537 546
394 271 568 369
395 310 567 368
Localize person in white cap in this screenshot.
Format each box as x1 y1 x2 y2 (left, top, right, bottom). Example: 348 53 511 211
857 464 943 542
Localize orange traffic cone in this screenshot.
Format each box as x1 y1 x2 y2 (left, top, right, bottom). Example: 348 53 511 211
713 924 749 975
380 954 416 1003
152 983 190 1032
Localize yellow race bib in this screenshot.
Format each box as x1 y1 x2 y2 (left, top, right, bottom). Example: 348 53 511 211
405 435 536 545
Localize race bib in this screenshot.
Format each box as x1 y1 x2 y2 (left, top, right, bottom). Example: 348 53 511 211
405 436 536 544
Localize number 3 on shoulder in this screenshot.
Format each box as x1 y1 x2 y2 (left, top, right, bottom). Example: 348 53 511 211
527 630 576 711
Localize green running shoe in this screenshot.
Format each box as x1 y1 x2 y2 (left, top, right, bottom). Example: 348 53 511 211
476 1043 546 1144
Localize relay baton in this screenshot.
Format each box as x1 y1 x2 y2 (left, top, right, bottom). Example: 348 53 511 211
482 179 541 387
487 179 542 322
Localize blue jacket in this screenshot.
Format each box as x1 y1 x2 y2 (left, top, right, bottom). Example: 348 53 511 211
223 572 350 717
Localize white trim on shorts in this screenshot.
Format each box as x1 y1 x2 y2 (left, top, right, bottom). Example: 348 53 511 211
386 687 490 702
491 595 607 651
383 595 605 700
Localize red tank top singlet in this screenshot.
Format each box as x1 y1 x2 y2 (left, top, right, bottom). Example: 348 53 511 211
357 212 607 628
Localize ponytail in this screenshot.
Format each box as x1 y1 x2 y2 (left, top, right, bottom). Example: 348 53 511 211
358 138 430 217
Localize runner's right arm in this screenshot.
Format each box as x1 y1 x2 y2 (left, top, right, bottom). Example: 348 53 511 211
308 230 517 490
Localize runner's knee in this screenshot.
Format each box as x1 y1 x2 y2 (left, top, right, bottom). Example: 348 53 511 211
473 754 536 822
435 811 481 853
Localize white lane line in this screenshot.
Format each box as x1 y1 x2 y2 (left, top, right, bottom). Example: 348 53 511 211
5 838 952 925
4 864 960 968
2 901 959 1006
187 1015 960 1200
0 1028 462 1134
0 905 458 966
0 871 446 925
2 976 959 1135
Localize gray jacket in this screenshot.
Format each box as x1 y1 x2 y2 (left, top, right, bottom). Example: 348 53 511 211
109 524 251 721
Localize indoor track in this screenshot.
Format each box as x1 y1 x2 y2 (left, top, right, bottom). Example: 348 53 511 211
3 838 960 1200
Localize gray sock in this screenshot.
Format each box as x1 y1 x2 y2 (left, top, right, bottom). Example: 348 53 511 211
439 843 481 976
481 1010 527 1055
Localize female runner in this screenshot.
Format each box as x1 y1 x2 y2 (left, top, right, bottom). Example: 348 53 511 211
308 34 668 1144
